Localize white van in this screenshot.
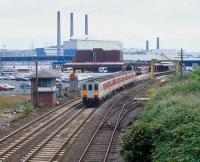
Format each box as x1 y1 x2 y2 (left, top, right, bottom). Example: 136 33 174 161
63 67 73 73
99 67 108 73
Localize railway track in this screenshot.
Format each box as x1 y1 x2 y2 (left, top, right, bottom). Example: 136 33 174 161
0 97 83 162
78 80 153 162
21 87 143 162
0 72 167 162
22 106 97 162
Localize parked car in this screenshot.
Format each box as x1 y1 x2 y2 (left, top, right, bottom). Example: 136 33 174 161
2 84 15 90
4 75 16 80
15 76 30 81
56 78 62 83
0 76 6 80
0 84 7 91
20 83 31 89
185 66 194 72
61 77 70 83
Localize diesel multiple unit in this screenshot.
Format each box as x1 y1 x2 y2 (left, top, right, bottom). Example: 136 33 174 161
81 71 136 104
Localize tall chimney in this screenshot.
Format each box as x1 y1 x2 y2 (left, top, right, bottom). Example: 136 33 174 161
85 14 88 40
57 11 61 56
146 40 149 51
157 37 160 50
70 13 74 40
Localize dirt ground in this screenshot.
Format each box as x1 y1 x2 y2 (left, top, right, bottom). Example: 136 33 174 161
0 96 76 139
0 95 30 113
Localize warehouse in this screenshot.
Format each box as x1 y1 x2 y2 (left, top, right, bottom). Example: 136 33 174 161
63 39 124 72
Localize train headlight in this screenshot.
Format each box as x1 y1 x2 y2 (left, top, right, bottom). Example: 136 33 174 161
82 91 87 97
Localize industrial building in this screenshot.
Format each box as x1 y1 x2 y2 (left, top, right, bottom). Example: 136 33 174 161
0 11 200 70
62 39 124 72
63 39 123 62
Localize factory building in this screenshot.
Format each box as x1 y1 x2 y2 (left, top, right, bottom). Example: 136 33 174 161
63 39 124 72
63 39 123 63
35 47 64 56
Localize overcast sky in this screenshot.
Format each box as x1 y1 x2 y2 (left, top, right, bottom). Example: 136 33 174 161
0 0 200 51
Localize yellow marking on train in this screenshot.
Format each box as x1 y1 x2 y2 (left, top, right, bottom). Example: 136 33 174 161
82 91 87 96
94 91 99 96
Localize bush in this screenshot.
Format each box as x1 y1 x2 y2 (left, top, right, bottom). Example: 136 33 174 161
121 70 200 162
18 103 35 118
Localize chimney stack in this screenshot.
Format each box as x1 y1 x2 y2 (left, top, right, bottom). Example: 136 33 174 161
70 13 74 40
157 37 160 50
146 40 149 51
57 11 61 56
85 14 88 40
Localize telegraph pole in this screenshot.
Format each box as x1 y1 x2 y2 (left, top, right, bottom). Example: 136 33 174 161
180 48 183 80
35 60 38 108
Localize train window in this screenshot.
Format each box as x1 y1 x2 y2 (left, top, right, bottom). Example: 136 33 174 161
83 84 86 90
89 84 92 91
94 84 98 90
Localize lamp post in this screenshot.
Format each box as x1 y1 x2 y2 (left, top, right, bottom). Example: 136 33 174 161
180 48 183 80
35 60 38 108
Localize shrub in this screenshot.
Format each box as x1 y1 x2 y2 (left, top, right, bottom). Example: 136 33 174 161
121 70 200 162
18 103 35 118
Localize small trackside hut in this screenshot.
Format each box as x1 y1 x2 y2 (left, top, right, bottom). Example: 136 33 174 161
29 69 59 107
81 71 136 105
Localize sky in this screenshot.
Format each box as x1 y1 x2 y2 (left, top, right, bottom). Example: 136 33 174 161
0 0 200 51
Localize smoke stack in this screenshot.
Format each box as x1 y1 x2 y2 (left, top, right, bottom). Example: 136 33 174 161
57 11 61 56
85 14 88 40
146 40 149 51
70 13 74 40
157 37 160 50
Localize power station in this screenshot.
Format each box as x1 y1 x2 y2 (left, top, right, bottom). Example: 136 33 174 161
0 12 200 68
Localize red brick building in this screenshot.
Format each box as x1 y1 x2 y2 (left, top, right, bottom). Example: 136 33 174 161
63 40 124 72
29 69 58 107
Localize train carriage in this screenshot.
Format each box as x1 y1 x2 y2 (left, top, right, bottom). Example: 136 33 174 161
81 71 136 105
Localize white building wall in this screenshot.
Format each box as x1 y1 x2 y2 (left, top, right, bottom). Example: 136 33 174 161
63 41 77 49
63 40 123 50
123 48 180 61
44 48 63 56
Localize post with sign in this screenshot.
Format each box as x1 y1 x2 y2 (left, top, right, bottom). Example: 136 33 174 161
69 70 79 96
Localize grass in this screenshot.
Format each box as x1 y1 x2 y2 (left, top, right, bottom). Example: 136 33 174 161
0 95 31 113
121 69 200 162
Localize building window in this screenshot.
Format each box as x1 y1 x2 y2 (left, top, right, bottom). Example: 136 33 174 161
38 79 52 87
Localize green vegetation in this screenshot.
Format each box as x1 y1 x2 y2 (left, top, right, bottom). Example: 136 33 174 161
16 102 36 118
121 69 200 162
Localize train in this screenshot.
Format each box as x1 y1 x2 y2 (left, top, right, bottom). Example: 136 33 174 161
136 66 150 75
81 71 136 104
81 63 175 105
135 63 175 75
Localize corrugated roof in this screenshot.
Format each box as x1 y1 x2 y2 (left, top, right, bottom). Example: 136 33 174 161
29 69 59 79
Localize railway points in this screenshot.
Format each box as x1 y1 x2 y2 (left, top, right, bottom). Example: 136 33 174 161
0 71 172 162
78 79 153 162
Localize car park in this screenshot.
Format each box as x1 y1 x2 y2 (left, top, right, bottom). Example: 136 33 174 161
61 77 70 83
20 82 31 89
15 76 30 81
0 84 7 91
0 76 6 80
2 84 15 90
5 75 16 80
56 78 62 83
